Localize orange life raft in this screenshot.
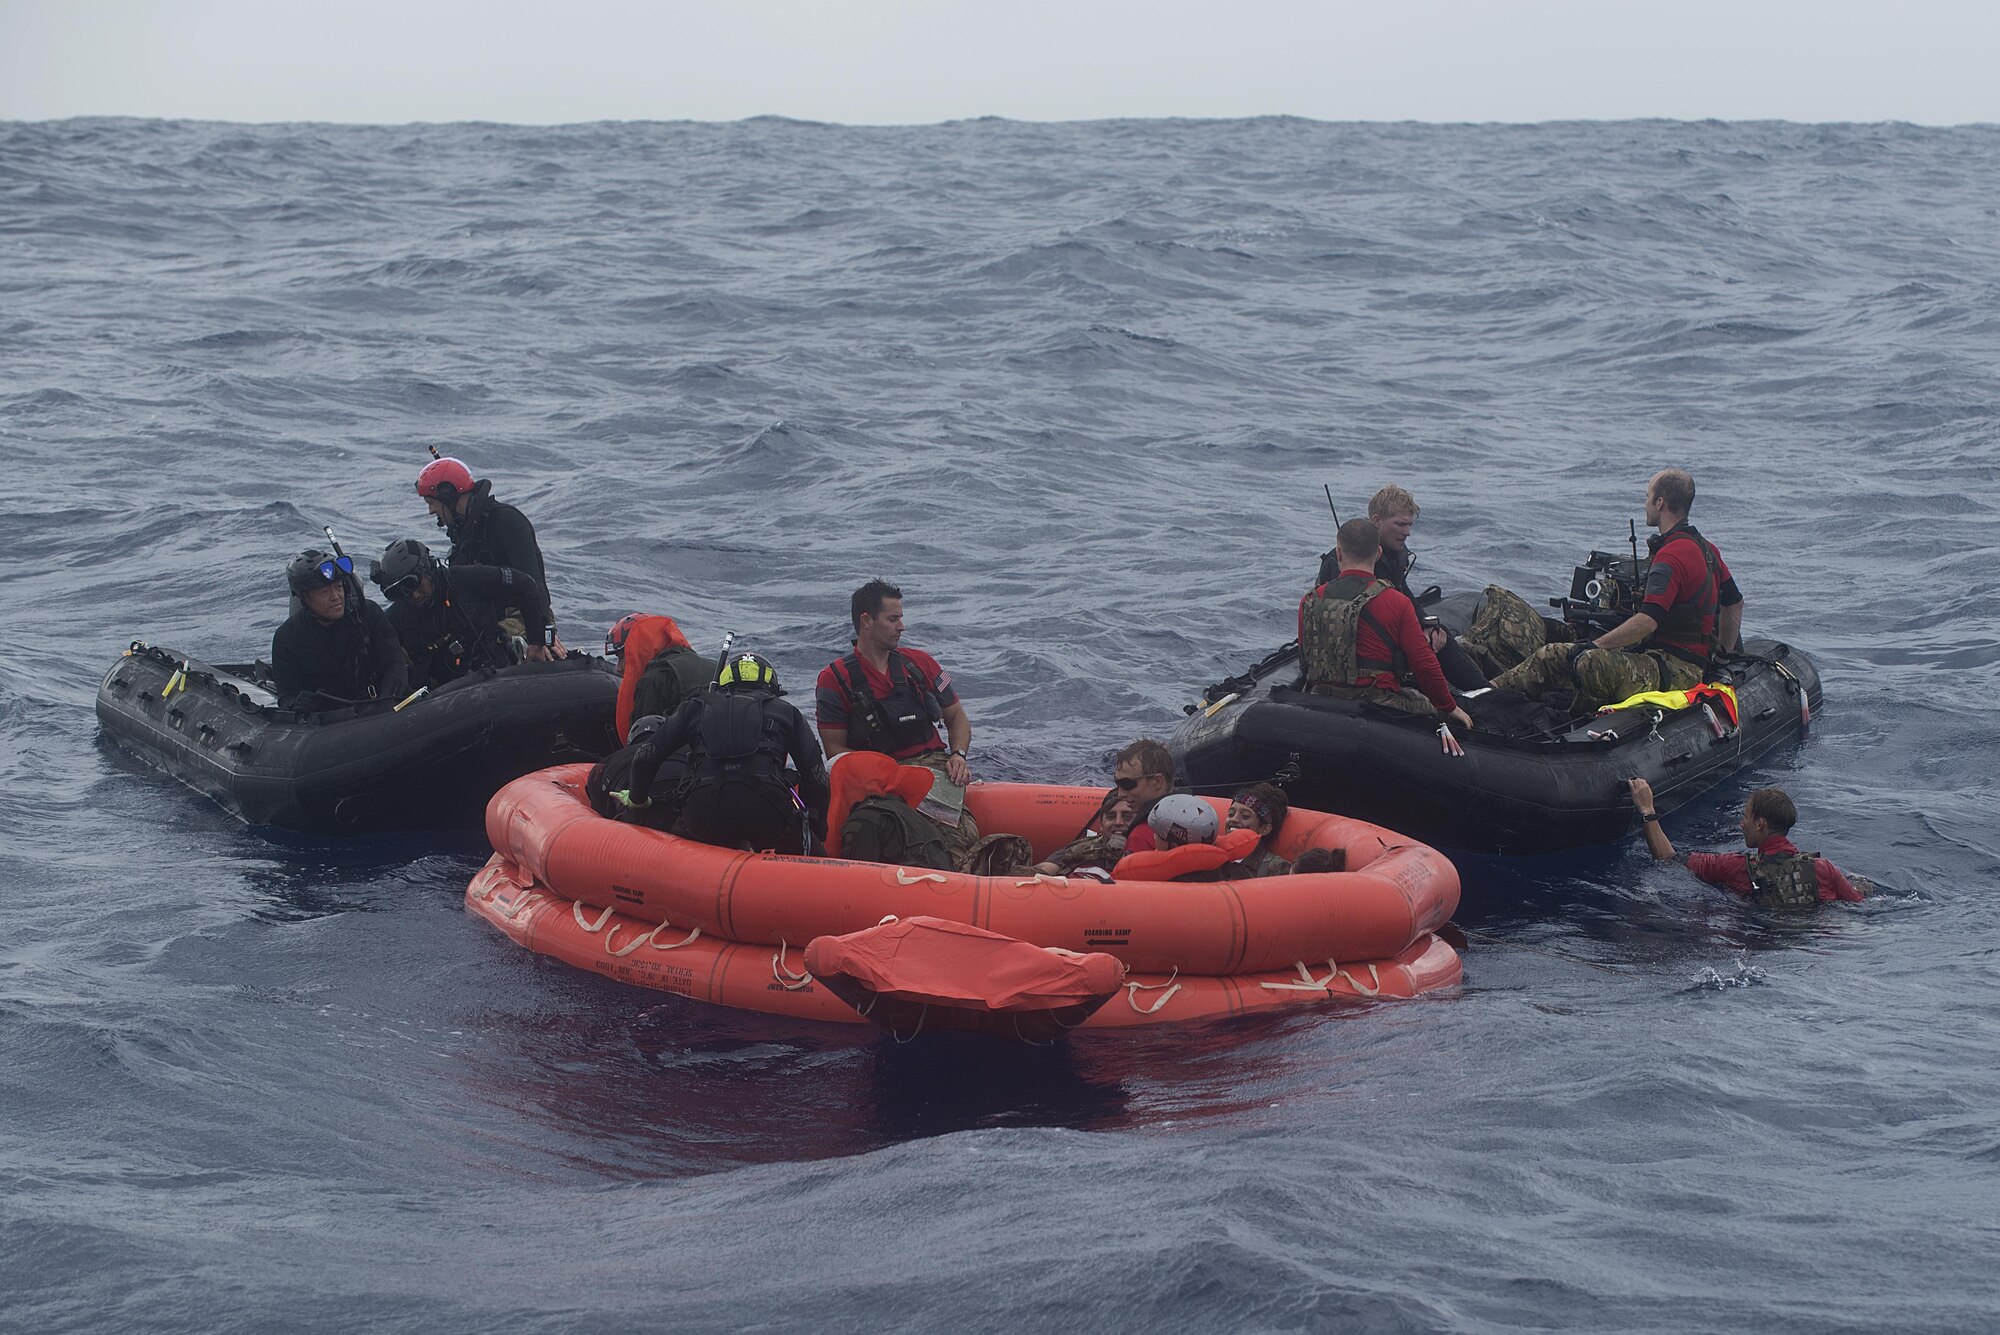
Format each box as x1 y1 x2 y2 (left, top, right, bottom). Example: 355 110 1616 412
466 765 1463 1029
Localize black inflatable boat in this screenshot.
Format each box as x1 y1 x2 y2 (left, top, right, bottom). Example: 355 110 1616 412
96 641 621 834
1171 594 1823 856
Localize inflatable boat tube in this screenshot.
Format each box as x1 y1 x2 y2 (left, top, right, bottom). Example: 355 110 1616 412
1174 619 1822 856
96 641 621 833
466 857 1463 1030
481 766 1460 975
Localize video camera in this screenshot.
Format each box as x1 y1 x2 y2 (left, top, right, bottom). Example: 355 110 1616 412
1549 521 1651 635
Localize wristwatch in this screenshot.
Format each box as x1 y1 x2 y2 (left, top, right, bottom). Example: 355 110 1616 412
949 748 969 760
1640 810 1660 823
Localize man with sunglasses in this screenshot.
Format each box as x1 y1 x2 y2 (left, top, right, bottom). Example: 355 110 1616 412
269 548 407 711
373 538 560 689
1109 738 1179 853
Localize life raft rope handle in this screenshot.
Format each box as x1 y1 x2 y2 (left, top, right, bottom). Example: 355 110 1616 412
895 869 951 886
1124 968 1182 1015
1258 960 1384 997
773 940 814 990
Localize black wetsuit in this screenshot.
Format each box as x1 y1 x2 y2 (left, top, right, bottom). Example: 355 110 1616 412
445 480 547 590
270 600 407 710
629 689 830 855
386 564 553 689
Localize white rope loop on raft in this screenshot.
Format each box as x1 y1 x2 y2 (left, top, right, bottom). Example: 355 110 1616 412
1124 968 1181 1015
894 869 950 886
573 902 617 933
489 884 544 922
604 919 703 957
772 940 815 991
1259 960 1383 997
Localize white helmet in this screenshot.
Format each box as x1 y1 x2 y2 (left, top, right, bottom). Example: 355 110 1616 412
1147 793 1217 845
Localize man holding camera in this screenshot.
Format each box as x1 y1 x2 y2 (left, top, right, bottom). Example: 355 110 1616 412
1493 468 1742 713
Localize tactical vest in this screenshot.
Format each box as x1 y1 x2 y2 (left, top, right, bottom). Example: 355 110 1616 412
839 794 954 870
1647 524 1723 666
689 691 788 786
830 651 945 755
1747 849 1821 909
1301 575 1404 689
634 645 715 721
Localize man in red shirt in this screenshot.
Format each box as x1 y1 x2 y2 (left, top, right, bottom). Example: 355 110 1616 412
1627 779 1866 906
1495 468 1743 713
816 579 977 861
1298 518 1473 730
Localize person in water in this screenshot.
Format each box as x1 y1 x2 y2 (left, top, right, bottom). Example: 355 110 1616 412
624 653 830 855
270 549 408 711
414 455 563 655
1110 738 1180 853
1300 518 1475 730
1626 779 1866 906
372 538 560 689
1316 485 1491 691
1494 469 1743 714
1225 782 1293 877
816 579 978 862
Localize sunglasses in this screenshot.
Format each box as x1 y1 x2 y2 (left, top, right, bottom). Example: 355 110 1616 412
1114 772 1162 791
314 554 354 582
380 574 421 600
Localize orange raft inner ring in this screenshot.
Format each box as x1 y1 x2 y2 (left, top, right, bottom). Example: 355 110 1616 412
467 766 1464 1029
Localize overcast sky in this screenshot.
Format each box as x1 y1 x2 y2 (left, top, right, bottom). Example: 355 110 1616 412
4 0 1996 126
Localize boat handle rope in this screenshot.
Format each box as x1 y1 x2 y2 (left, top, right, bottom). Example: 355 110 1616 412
1124 968 1181 1015
490 885 544 922
894 869 950 886
1012 874 1071 888
1260 959 1382 997
604 918 702 957
891 1002 930 1044
573 902 617 933
772 940 814 990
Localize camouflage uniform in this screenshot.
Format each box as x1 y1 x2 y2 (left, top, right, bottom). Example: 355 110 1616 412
1041 833 1127 875
907 748 983 869
1458 585 1548 676
1302 575 1447 718
1493 644 1702 715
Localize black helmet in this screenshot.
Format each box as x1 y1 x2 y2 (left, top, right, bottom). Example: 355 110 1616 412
371 538 436 600
287 548 353 597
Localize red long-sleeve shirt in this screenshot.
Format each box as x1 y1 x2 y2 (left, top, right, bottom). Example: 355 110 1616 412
1687 834 1864 902
1298 569 1458 711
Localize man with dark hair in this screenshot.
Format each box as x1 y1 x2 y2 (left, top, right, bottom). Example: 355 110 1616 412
1111 738 1178 853
816 579 977 862
1299 517 1473 729
1627 778 1866 906
1495 468 1743 713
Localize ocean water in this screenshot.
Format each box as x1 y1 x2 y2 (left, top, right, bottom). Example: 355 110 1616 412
3 116 1999 1332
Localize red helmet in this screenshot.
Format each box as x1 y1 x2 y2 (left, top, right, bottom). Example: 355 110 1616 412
416 456 474 503
605 613 644 659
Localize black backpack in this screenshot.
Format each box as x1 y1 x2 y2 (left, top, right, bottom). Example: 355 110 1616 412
839 795 953 871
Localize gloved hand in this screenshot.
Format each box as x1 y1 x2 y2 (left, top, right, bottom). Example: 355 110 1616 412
609 788 651 810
